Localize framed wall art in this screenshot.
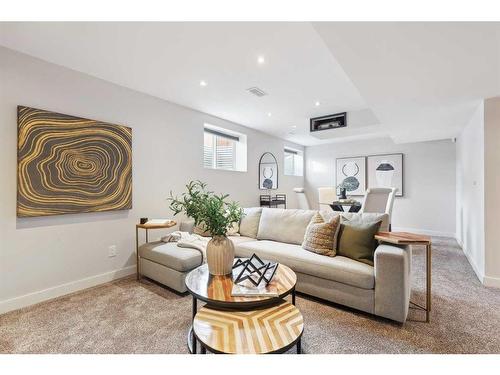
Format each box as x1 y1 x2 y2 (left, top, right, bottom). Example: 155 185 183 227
17 106 132 217
259 152 278 190
367 153 404 196
335 156 366 196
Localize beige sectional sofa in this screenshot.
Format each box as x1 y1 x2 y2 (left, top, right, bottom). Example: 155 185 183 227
138 207 412 323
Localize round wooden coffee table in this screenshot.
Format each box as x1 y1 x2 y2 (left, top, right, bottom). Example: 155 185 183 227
193 301 303 354
185 260 298 354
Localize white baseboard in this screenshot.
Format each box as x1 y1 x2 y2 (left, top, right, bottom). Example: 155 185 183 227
461 247 485 284
456 236 500 289
391 226 455 238
0 265 135 315
484 275 500 288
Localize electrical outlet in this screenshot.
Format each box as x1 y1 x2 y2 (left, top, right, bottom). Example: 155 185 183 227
108 245 117 258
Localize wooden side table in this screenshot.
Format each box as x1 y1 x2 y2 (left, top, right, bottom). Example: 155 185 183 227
185 262 297 354
193 301 303 354
135 221 176 280
375 232 432 322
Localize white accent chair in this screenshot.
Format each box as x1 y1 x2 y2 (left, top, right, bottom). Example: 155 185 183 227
361 187 397 229
293 187 310 210
318 187 336 212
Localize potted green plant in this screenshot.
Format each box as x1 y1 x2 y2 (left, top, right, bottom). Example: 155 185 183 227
168 181 244 275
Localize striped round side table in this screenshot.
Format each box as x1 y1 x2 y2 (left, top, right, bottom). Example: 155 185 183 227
193 301 303 354
185 261 298 354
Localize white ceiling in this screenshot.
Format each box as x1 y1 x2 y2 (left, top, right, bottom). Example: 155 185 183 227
313 22 500 143
1 22 499 145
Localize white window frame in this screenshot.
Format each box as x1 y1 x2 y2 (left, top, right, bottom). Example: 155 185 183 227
203 124 247 172
284 147 304 177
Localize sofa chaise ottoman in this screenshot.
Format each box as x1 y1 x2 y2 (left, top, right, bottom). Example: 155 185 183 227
137 222 203 293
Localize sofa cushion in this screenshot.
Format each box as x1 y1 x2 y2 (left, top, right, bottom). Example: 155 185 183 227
239 207 263 238
235 240 374 289
302 213 340 257
229 235 257 246
139 241 202 272
257 208 316 245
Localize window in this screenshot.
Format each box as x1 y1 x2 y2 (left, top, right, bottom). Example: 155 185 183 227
284 148 303 176
203 124 247 172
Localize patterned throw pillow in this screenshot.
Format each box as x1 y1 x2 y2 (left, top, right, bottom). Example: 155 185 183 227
301 213 340 257
193 222 211 237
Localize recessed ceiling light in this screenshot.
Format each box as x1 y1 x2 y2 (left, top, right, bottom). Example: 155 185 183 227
267 112 272 117
199 80 207 87
292 125 297 128
257 56 265 65
315 101 320 106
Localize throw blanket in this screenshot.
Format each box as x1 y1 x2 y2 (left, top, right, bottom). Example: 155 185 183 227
161 231 209 263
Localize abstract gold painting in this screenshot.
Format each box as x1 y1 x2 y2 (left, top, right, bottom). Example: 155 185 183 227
17 106 132 217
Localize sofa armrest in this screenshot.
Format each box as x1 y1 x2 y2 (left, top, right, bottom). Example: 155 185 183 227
374 243 412 323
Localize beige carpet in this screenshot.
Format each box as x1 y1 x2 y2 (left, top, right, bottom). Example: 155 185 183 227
1 237 500 354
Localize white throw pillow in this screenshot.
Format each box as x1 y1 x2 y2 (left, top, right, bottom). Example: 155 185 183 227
239 207 263 238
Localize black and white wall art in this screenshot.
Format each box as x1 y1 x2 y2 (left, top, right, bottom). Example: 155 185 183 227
259 152 278 190
336 156 366 196
367 153 404 196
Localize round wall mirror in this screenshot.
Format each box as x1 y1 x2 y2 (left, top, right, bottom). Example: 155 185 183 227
259 152 278 190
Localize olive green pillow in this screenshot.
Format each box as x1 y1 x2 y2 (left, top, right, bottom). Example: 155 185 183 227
337 219 382 266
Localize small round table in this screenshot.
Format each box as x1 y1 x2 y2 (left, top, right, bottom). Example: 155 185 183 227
185 261 298 354
194 301 303 354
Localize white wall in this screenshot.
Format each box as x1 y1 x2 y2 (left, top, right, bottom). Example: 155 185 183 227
456 102 485 282
456 98 500 288
484 97 500 287
305 138 456 236
0 47 304 313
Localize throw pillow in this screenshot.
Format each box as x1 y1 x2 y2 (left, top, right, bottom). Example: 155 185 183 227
226 221 240 236
301 213 340 257
193 222 211 237
239 207 262 238
341 212 390 232
337 217 382 266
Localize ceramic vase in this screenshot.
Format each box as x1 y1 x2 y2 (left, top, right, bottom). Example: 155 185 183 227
206 235 235 275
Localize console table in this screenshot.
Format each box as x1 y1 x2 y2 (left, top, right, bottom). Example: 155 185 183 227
375 232 432 322
260 194 286 208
